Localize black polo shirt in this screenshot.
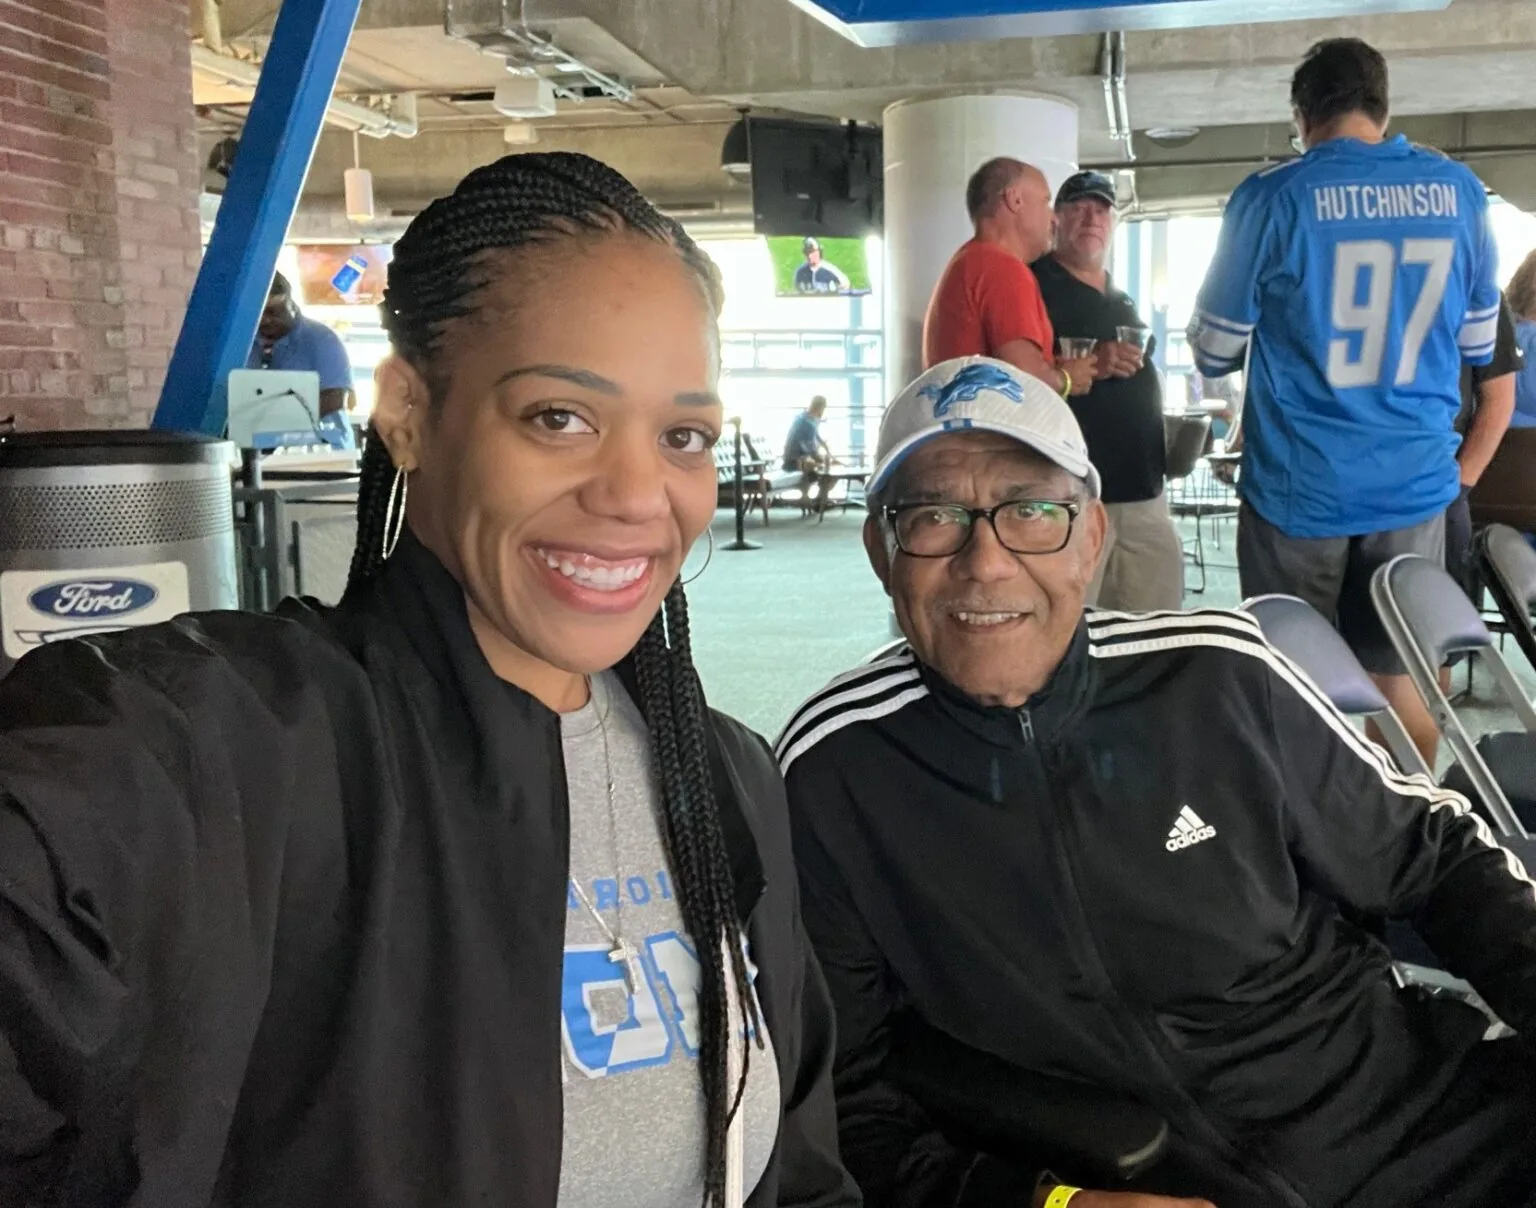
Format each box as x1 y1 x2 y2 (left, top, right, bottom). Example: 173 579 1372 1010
1031 255 1165 504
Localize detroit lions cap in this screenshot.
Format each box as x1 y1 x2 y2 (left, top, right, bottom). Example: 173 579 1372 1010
869 357 1101 499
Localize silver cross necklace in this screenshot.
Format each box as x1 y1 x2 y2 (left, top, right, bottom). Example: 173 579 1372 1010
568 675 645 993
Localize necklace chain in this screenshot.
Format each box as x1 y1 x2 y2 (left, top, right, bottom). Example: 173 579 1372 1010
569 675 643 992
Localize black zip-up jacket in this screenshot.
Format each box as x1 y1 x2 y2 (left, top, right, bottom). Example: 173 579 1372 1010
0 532 858 1208
779 608 1536 1208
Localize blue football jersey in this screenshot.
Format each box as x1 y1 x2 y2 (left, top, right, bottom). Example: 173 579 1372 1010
1189 135 1499 538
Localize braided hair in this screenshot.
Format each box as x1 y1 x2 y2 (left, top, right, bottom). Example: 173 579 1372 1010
345 153 754 1208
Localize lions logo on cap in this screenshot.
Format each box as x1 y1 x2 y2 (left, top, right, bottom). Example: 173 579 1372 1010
917 363 1025 418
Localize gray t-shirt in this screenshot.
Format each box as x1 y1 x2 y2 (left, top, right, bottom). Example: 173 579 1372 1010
557 673 781 1208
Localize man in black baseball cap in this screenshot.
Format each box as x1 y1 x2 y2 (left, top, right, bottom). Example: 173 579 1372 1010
1055 169 1118 209
1032 170 1182 611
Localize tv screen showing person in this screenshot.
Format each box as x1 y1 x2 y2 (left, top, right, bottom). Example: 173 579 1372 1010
795 237 851 294
768 236 871 298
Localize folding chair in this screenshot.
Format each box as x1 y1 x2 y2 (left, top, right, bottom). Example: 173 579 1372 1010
1163 413 1213 593
1478 523 1536 675
1371 554 1535 838
1243 593 1498 1006
1243 593 1429 778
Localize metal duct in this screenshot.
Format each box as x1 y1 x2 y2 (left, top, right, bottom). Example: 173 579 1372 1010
1099 32 1134 163
443 0 634 104
190 45 420 139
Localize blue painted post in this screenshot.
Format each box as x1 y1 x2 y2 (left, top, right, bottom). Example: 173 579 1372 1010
153 0 363 434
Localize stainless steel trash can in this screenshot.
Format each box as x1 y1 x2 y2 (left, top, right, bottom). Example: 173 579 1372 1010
0 430 237 674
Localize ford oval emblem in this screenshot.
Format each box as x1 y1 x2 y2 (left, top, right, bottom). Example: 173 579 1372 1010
28 577 158 619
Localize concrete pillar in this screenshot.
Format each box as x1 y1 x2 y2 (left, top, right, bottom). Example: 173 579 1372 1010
882 93 1080 398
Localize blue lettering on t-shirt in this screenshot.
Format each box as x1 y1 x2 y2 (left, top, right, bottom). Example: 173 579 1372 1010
562 943 674 1077
560 919 761 1077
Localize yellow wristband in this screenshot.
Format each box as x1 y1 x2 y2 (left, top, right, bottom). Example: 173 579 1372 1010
1044 1187 1083 1208
1059 368 1072 397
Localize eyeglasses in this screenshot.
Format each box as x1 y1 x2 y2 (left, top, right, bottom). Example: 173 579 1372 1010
883 499 1081 558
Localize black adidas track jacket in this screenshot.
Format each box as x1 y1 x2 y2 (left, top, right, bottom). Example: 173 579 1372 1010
779 609 1536 1208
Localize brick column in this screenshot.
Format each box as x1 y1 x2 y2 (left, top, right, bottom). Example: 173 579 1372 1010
0 0 199 430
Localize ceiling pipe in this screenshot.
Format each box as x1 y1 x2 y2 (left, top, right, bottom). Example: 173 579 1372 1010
190 44 419 138
1113 31 1135 163
1099 34 1120 149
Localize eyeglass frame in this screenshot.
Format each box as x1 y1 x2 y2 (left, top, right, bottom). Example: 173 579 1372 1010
880 498 1084 558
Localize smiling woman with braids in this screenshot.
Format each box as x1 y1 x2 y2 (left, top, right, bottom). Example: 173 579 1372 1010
0 153 857 1208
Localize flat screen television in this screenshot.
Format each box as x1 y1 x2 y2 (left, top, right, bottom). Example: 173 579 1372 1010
295 243 393 307
743 117 882 239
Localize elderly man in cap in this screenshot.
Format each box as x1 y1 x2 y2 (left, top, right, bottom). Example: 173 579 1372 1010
779 356 1536 1207
1033 171 1180 612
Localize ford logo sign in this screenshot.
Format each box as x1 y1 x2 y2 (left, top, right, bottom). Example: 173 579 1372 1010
28 578 158 619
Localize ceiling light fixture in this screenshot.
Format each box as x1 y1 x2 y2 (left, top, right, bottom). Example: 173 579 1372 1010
344 132 375 223
1145 126 1201 148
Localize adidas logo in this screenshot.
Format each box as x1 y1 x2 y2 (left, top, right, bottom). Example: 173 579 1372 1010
1165 805 1217 851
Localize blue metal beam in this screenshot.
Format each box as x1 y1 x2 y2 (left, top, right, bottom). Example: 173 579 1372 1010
790 0 1450 45
153 0 363 434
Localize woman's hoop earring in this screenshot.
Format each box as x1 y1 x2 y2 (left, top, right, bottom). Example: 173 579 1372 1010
382 466 409 561
681 525 715 586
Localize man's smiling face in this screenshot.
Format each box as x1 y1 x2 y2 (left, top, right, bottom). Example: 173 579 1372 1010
865 431 1106 708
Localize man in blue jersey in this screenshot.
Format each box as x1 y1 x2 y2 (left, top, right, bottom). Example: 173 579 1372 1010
1189 38 1500 765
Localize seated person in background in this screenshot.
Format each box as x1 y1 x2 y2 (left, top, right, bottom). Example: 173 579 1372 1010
780 357 1536 1208
249 271 357 449
784 394 831 472
785 394 835 510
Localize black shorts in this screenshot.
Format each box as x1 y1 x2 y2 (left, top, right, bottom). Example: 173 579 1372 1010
1237 503 1446 676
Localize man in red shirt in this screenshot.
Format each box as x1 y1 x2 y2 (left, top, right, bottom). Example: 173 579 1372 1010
922 157 1097 399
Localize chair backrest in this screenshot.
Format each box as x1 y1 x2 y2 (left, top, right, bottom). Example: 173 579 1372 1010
1243 594 1388 715
1483 524 1536 625
1371 553 1493 669
1242 593 1430 778
1372 554 1532 837
1478 523 1536 681
1162 413 1211 481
